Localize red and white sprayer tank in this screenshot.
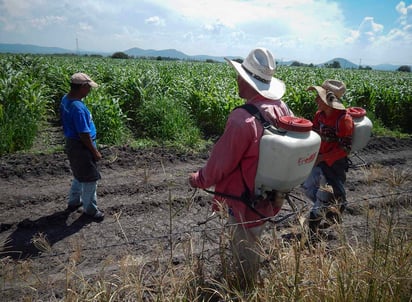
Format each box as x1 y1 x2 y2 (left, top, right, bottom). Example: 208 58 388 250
255 116 321 194
347 107 373 152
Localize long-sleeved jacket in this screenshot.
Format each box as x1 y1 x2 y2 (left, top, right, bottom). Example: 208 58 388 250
190 95 293 228
313 109 354 166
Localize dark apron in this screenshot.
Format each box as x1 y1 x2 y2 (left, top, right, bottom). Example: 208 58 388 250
65 138 101 182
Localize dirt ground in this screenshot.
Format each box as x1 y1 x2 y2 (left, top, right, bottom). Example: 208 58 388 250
1 127 411 300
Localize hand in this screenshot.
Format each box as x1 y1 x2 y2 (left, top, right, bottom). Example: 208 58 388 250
93 149 102 161
188 172 198 188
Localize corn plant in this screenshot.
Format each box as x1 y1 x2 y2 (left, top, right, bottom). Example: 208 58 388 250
0 54 411 155
0 55 51 155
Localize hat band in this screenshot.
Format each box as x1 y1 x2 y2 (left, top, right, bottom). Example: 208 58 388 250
242 65 271 84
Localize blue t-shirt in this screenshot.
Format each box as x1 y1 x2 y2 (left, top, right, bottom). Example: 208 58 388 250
60 94 97 140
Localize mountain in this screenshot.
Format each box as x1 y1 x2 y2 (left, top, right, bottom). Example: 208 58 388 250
124 47 188 59
372 63 402 71
0 43 109 56
124 47 231 62
277 60 296 66
318 58 408 71
318 57 358 69
0 43 407 70
0 43 74 55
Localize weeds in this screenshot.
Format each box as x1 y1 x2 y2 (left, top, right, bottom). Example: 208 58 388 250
387 168 411 187
1 200 410 301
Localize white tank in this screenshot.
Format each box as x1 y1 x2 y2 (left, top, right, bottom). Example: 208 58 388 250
255 116 321 194
347 107 373 152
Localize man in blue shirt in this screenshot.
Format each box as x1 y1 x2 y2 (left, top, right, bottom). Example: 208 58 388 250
60 72 104 221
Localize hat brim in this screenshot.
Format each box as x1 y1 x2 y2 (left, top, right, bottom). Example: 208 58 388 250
308 86 346 110
225 58 286 100
88 80 98 88
89 81 99 88
71 80 98 88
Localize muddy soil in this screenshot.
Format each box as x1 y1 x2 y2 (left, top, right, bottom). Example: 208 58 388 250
1 130 411 300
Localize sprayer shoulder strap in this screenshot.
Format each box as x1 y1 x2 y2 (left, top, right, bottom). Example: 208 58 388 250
237 104 272 129
237 104 281 135
335 110 348 133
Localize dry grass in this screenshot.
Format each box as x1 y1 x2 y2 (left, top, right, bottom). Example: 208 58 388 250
1 164 411 301
387 168 412 188
362 164 386 185
1 204 411 302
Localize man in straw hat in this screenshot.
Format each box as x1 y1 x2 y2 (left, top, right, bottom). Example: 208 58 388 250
303 80 354 240
60 72 104 221
189 48 293 287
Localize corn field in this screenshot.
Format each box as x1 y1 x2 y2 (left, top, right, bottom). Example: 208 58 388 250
0 54 411 155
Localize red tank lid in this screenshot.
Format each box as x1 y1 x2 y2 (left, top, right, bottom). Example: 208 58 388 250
277 116 313 132
348 107 366 118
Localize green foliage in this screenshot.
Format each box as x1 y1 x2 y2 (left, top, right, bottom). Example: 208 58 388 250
135 96 201 148
111 52 129 59
0 54 411 155
397 65 411 72
185 66 243 137
278 66 412 134
84 86 130 145
0 55 51 155
324 60 342 68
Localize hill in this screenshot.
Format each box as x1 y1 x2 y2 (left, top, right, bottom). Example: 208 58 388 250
319 57 358 69
123 47 232 62
0 43 110 56
0 43 406 70
124 47 188 59
0 43 74 55
279 57 405 71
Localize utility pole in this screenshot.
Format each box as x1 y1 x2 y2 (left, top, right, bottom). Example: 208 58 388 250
76 38 79 55
359 58 362 68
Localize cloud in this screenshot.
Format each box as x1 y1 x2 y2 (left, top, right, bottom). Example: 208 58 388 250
78 22 93 32
0 0 39 17
396 1 412 16
204 20 228 34
145 16 165 26
355 17 384 43
0 0 411 64
339 1 412 65
396 1 412 30
382 2 412 43
30 16 66 30
344 16 384 46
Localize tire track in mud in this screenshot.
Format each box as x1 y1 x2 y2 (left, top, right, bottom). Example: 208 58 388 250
1 136 411 236
1 136 411 240
0 147 216 262
355 135 412 166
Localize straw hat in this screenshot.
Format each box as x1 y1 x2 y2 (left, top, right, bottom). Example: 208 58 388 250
225 48 286 100
307 80 346 110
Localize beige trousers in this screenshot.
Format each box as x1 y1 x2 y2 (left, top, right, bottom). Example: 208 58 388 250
228 216 265 287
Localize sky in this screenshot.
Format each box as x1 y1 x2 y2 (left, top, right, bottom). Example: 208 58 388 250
0 0 411 66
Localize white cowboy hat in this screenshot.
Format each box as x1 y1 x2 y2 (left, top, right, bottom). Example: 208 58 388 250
225 48 286 100
307 79 346 110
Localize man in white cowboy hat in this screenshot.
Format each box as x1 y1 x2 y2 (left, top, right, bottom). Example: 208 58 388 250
303 80 354 240
188 48 293 287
